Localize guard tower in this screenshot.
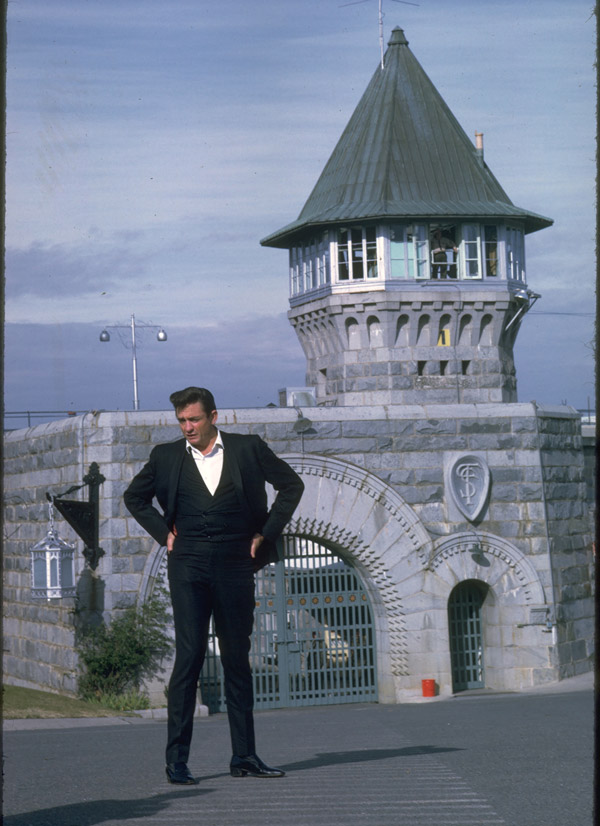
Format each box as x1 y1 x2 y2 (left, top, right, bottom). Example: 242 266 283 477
262 28 553 406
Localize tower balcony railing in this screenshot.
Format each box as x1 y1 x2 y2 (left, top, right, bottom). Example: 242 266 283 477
289 274 529 308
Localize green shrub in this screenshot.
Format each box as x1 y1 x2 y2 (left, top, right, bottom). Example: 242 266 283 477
77 588 173 701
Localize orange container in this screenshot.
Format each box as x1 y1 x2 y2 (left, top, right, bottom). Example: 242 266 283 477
421 679 436 697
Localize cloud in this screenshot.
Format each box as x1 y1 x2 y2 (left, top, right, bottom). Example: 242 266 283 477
6 240 138 299
5 0 596 416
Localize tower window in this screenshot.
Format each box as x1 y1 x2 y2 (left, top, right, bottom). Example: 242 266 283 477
390 224 428 279
430 225 458 279
506 225 525 282
460 224 502 279
337 227 380 282
484 225 498 276
351 228 364 279
462 224 482 279
290 232 330 296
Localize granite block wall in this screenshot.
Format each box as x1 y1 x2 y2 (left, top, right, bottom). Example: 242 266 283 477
3 403 593 698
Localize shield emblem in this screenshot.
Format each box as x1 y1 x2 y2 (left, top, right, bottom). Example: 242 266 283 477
448 454 490 521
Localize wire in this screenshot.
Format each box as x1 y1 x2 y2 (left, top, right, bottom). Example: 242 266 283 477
528 311 594 317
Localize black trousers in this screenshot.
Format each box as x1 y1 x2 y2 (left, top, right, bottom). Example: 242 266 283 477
166 539 256 764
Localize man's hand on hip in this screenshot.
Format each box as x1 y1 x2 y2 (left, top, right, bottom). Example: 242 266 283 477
250 533 264 559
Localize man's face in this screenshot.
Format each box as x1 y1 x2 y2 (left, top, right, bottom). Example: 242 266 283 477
176 402 218 450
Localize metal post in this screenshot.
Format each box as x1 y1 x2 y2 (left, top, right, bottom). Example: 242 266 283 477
100 315 166 411
131 314 139 411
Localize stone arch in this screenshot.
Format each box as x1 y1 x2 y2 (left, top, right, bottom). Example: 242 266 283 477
416 314 430 345
427 531 546 605
367 315 383 347
458 314 472 345
318 321 331 355
418 531 549 693
395 314 409 346
139 541 168 604
438 313 452 344
479 314 494 346
294 321 316 360
277 453 433 696
345 317 361 349
328 318 343 352
137 453 433 702
137 459 549 700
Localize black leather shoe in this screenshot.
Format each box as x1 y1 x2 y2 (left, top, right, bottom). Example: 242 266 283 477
166 762 199 785
230 754 285 778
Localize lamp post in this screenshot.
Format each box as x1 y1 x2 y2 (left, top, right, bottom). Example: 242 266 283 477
504 288 541 332
99 314 167 410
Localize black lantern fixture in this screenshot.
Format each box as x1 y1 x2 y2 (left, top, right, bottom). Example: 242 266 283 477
31 502 76 600
46 462 106 570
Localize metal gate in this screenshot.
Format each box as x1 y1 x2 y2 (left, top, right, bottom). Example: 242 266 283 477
448 580 487 692
199 536 377 711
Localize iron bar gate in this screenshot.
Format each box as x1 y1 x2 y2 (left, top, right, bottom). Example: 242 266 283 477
200 536 377 711
448 580 487 691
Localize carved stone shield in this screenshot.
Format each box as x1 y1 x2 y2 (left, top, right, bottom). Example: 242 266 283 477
448 454 490 522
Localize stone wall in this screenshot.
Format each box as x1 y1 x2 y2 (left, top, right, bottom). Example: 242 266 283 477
537 412 595 677
3 417 89 693
3 403 593 698
289 286 523 406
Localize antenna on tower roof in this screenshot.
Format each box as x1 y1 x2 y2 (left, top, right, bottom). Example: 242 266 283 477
338 0 420 69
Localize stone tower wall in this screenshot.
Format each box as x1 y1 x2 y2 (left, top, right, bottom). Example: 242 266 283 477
289 287 523 406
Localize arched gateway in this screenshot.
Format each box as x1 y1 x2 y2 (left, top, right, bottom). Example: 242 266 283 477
140 453 549 703
201 536 378 711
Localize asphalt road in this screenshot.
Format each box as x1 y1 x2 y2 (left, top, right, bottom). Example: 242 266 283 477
2 675 594 826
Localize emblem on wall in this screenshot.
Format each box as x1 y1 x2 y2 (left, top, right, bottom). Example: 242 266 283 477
448 454 490 522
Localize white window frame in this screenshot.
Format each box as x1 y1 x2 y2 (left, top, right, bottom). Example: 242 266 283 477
334 227 381 283
460 223 483 280
456 223 506 281
504 224 525 282
387 224 429 279
289 232 331 297
483 224 500 278
289 248 301 296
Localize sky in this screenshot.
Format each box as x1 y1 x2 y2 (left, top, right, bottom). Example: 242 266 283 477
5 0 596 425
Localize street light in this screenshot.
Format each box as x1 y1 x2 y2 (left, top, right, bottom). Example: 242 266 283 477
504 288 541 332
99 313 167 410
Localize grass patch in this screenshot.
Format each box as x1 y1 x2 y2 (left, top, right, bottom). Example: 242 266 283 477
84 690 151 712
3 684 143 719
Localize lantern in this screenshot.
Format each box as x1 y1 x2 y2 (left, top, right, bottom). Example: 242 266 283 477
31 503 76 600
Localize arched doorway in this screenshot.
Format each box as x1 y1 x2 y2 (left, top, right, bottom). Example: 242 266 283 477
448 580 489 692
200 536 378 711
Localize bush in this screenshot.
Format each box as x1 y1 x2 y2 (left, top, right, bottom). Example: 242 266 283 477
77 588 173 701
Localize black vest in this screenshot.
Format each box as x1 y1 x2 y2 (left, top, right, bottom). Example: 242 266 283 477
174 451 253 541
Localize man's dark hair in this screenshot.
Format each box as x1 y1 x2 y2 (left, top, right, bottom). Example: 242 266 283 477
169 387 217 415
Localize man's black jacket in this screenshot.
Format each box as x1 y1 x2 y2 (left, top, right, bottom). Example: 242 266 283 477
123 431 304 569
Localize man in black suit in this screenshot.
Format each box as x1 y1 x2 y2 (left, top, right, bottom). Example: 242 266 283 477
124 386 304 785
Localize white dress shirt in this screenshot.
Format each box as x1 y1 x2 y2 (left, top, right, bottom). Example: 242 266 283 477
186 430 224 495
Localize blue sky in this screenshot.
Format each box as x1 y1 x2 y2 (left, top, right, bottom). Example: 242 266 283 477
5 0 596 422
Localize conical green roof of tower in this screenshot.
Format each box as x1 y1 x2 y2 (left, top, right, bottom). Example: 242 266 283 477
262 27 552 248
